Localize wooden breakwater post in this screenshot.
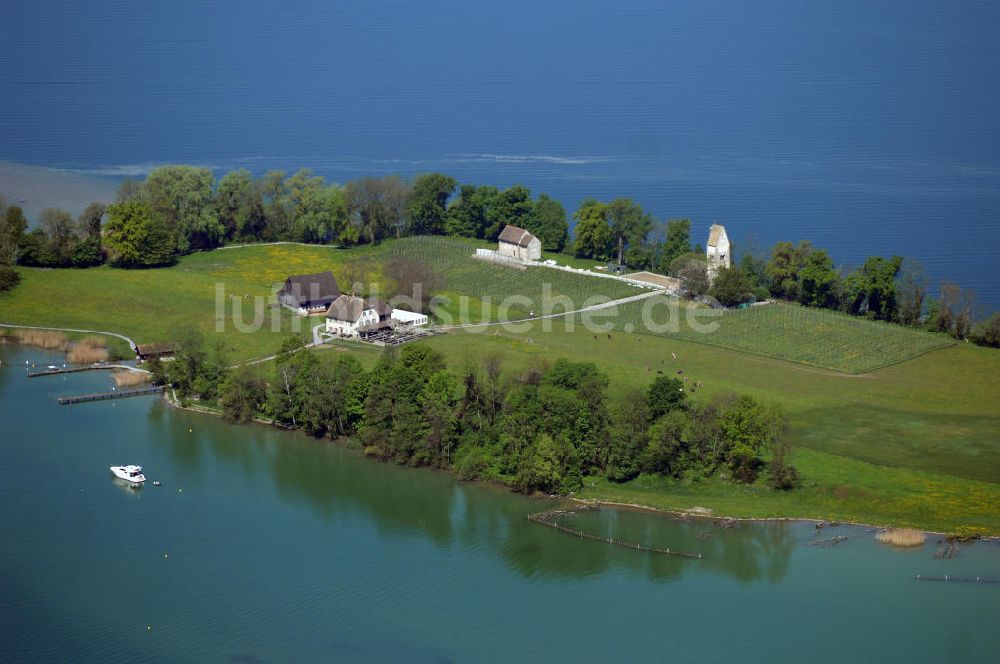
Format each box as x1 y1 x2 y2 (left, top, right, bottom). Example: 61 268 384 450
527 508 703 559
914 574 999 584
57 386 163 405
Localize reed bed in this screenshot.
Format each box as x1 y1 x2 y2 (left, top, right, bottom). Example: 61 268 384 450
875 528 927 548
112 370 150 388
67 336 110 364
13 329 69 350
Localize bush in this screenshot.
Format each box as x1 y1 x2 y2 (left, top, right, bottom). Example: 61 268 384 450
971 312 1000 348
453 445 496 481
0 265 20 292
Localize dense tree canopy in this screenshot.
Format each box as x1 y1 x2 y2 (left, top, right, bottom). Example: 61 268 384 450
572 198 613 260
407 173 456 236
103 200 176 267
528 193 569 252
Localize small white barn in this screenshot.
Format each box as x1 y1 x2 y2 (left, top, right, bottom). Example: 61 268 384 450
497 225 542 261
706 224 730 283
390 309 429 327
325 295 393 337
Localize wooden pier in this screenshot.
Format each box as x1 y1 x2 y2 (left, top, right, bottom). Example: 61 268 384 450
57 386 163 405
915 574 999 584
528 508 703 559
28 364 144 378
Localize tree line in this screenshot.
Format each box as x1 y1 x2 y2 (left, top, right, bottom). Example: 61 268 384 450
1 171 996 346
0 168 570 271
147 334 801 495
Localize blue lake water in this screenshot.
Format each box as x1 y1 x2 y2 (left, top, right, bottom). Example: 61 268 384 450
3 347 1000 662
2 0 999 309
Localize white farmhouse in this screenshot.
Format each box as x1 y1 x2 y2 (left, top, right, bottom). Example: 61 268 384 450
497 224 542 261
706 224 730 283
325 295 393 337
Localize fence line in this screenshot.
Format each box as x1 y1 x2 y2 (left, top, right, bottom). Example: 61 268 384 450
527 508 703 559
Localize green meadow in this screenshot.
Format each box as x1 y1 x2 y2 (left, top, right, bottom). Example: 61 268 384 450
411 324 1000 533
2 238 997 532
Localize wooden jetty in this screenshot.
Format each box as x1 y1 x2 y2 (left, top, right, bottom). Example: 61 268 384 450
28 364 144 378
528 508 703 559
57 386 163 405
915 574 999 584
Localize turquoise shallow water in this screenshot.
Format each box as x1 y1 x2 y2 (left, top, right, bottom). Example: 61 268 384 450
1 345 998 663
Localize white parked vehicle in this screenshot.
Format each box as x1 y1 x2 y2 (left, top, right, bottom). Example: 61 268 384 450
110 464 146 484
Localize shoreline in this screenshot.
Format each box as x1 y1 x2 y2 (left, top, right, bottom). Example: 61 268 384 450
6 328 995 539
159 387 997 540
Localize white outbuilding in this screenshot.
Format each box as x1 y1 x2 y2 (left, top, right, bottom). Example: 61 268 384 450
706 224 730 283
497 224 542 261
390 309 429 327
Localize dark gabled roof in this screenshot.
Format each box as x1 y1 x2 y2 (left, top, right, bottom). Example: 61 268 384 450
136 342 177 357
497 224 538 248
325 295 392 322
279 271 341 305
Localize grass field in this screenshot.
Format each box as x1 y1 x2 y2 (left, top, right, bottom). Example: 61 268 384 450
0 238 637 361
2 239 997 532
602 299 955 373
403 322 1000 533
390 236 639 317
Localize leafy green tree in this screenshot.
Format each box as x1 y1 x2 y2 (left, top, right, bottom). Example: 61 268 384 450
675 256 709 297
76 202 106 242
896 260 928 327
971 312 1000 348
572 198 613 260
143 166 223 252
17 229 57 266
606 197 651 267
841 255 903 321
484 185 534 240
765 241 812 299
719 395 783 483
0 205 28 265
445 184 493 238
647 375 686 420
710 265 754 306
515 434 565 494
216 169 266 240
658 218 692 272
528 193 568 251
0 265 19 292
407 173 456 235
260 170 293 240
345 176 411 243
768 437 800 490
642 410 687 476
219 365 267 423
294 184 347 244
797 249 839 308
605 390 649 482
103 200 175 267
420 370 458 465
70 238 104 267
39 208 76 265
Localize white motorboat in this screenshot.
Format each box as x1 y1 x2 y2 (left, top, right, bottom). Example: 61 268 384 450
110 464 146 484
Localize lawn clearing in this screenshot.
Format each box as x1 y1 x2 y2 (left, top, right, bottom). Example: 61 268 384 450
600 299 954 373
